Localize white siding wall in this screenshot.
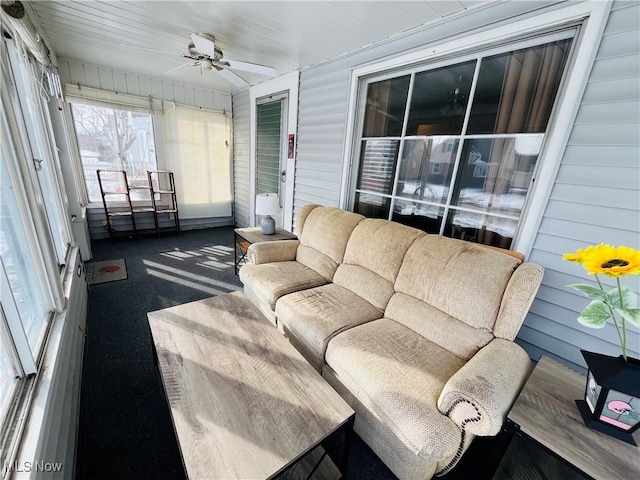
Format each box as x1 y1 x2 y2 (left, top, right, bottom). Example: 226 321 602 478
233 90 251 227
59 59 232 111
520 0 640 371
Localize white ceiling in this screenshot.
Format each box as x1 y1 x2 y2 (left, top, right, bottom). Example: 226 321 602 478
31 1 486 93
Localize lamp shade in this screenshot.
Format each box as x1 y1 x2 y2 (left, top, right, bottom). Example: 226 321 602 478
255 193 280 216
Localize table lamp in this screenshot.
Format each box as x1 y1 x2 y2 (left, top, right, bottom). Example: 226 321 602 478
255 193 280 234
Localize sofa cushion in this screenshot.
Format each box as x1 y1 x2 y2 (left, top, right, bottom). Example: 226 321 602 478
325 318 465 459
239 261 328 310
333 219 423 310
296 207 364 280
276 283 382 371
385 293 493 360
395 235 520 332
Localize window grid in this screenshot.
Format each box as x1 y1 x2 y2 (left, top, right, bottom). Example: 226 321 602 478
352 32 574 248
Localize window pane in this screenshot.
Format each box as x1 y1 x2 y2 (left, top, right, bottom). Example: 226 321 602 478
356 140 400 195
7 45 70 264
354 193 390 219
392 200 443 234
1 151 49 353
256 99 283 196
396 137 458 205
406 61 476 136
362 76 410 137
72 105 157 202
467 39 572 134
445 209 518 249
451 136 543 217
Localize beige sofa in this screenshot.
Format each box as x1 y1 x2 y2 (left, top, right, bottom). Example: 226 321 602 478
239 205 543 479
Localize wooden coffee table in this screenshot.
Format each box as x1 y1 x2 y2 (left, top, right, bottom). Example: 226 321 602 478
148 291 355 479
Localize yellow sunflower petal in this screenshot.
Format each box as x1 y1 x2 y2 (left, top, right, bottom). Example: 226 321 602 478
563 245 598 264
581 244 640 278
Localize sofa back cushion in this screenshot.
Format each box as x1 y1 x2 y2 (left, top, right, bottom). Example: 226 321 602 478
333 219 423 311
296 206 364 280
395 235 520 332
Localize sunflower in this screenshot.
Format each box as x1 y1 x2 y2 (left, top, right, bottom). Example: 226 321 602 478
563 245 598 264
581 244 640 277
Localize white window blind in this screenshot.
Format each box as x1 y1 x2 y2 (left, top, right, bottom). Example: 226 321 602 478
162 105 232 219
65 84 163 115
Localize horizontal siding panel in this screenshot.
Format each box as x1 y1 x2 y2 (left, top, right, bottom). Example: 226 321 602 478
581 77 640 104
517 324 590 369
550 183 639 208
295 189 340 206
567 123 640 145
561 145 640 167
531 232 592 256
604 2 640 34
587 54 640 82
298 111 347 128
294 176 341 191
298 91 350 111
574 101 640 125
515 339 584 372
538 217 640 246
554 164 640 189
295 169 343 184
295 156 344 168
543 200 639 231
596 29 640 59
294 182 340 198
59 59 232 111
525 306 638 355
299 70 351 90
295 139 345 154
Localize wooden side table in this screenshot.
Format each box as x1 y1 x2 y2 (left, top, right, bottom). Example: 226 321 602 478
233 226 297 274
493 356 639 479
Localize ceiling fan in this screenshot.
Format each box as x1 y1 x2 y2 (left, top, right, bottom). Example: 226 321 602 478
163 33 277 88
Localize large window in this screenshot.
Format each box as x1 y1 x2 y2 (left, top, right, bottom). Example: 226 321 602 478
71 104 157 203
1 35 68 463
351 34 573 249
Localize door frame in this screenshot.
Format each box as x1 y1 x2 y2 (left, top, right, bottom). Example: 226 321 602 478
249 71 299 231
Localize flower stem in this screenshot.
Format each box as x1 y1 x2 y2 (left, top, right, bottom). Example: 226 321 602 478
595 275 626 360
616 277 628 362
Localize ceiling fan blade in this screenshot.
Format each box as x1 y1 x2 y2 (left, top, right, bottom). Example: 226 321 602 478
190 33 217 58
217 68 249 88
225 59 277 77
163 61 196 76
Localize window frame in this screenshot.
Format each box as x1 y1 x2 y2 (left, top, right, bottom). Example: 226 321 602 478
5 40 72 267
69 102 159 207
340 1 612 256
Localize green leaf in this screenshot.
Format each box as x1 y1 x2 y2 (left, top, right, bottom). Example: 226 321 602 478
567 283 606 300
606 287 638 309
616 308 640 328
577 300 610 329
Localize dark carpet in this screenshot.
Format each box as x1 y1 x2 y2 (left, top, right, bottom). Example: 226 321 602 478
76 227 499 480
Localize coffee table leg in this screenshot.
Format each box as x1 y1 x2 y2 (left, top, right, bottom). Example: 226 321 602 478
322 414 355 478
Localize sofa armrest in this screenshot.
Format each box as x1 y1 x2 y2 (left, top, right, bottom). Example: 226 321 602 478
247 240 300 265
437 338 532 436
